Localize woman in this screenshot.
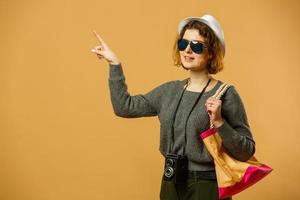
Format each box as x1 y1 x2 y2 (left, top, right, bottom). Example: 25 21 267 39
91 14 256 200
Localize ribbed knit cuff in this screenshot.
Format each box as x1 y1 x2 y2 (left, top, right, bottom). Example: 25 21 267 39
109 63 125 80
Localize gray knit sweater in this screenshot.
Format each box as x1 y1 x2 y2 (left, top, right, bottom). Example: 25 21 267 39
108 63 256 171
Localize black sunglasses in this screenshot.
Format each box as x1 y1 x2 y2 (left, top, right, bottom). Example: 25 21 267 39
177 38 207 54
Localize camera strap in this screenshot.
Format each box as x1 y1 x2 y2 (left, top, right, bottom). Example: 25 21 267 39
168 77 212 155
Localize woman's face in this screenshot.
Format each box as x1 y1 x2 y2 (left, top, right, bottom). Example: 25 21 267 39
179 29 211 71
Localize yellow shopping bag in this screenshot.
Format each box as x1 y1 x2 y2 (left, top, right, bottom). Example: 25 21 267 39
199 83 273 199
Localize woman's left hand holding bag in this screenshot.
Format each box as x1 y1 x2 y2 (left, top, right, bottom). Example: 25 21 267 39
205 97 224 128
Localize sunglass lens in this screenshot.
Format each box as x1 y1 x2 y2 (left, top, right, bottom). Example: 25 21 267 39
178 39 188 51
190 41 204 54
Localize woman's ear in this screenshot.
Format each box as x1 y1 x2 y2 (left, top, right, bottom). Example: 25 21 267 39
206 53 213 66
205 53 212 63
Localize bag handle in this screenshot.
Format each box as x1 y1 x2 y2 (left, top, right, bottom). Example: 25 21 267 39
209 82 231 128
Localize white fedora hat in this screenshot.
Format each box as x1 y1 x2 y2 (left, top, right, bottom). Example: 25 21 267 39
178 14 225 56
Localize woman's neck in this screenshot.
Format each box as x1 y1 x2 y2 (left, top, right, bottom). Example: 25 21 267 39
188 69 211 87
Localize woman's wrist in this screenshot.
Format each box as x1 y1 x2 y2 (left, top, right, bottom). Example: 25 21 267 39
109 60 121 65
213 119 224 128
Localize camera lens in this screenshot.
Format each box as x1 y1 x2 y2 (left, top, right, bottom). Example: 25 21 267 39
164 167 174 178
166 158 174 167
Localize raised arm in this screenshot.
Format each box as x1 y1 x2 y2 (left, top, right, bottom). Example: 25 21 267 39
108 63 168 118
91 30 170 118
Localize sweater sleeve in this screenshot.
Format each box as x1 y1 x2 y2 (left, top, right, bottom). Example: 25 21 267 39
108 63 169 118
216 85 256 162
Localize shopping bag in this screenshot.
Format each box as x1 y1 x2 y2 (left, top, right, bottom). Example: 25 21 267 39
199 83 273 199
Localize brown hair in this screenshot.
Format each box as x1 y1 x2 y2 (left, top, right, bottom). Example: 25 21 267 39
173 20 224 74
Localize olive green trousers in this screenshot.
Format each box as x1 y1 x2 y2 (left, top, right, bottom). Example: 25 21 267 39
159 174 233 200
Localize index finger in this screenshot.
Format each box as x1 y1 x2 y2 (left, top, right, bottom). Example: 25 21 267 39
93 30 105 45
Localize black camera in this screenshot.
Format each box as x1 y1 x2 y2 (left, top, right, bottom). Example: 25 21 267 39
163 153 188 184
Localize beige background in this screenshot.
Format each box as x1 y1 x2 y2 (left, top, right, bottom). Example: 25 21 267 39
1 0 299 199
